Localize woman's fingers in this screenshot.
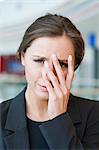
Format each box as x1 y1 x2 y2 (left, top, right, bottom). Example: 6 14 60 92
44 61 63 98
66 55 74 90
51 54 67 94
41 57 73 118
42 54 74 96
42 63 67 119
42 69 55 99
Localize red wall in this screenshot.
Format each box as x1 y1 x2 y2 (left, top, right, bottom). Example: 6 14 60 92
0 55 24 75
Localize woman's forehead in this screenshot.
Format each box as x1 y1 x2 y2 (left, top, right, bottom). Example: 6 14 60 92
27 36 75 57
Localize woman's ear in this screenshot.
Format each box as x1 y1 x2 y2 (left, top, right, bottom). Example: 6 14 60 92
21 53 25 66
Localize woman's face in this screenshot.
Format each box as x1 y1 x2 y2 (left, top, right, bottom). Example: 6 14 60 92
21 35 75 100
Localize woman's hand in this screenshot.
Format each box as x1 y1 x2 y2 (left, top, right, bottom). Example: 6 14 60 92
42 54 74 120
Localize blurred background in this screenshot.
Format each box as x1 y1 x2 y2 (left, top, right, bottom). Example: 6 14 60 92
0 0 99 102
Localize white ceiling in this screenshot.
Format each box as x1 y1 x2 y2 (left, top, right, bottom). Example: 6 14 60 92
0 0 99 55
0 0 70 27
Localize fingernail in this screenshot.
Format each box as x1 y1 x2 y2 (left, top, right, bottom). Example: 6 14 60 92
52 53 57 60
44 61 48 67
68 55 72 61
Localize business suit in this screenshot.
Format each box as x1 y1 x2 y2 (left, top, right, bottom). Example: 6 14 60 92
0 87 99 150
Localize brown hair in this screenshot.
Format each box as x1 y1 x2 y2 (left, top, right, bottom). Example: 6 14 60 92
17 13 85 70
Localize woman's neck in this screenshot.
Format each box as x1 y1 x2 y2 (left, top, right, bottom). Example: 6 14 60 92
25 87 49 122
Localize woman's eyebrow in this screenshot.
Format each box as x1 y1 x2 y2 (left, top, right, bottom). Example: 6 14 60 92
32 55 68 63
32 55 48 61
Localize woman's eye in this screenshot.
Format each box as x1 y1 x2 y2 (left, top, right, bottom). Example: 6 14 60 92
33 59 68 68
33 59 44 64
60 62 68 68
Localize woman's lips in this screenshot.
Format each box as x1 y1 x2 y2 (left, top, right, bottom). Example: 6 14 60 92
38 84 48 92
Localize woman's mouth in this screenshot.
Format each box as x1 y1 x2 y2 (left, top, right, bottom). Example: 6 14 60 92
38 84 48 92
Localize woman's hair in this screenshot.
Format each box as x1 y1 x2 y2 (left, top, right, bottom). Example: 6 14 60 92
17 13 85 70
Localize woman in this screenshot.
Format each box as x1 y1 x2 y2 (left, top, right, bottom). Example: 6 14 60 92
0 13 99 150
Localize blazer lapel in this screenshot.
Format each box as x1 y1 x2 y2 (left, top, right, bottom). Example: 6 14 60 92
4 87 30 150
4 127 29 150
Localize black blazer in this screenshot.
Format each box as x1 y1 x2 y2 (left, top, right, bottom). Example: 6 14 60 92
0 87 99 150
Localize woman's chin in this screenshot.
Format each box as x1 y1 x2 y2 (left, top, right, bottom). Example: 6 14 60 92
37 92 49 100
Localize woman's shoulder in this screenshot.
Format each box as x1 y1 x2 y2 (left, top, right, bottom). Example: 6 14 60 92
0 87 26 114
71 93 99 107
71 93 99 104
0 98 12 112
0 93 16 111
0 99 13 121
70 93 99 116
